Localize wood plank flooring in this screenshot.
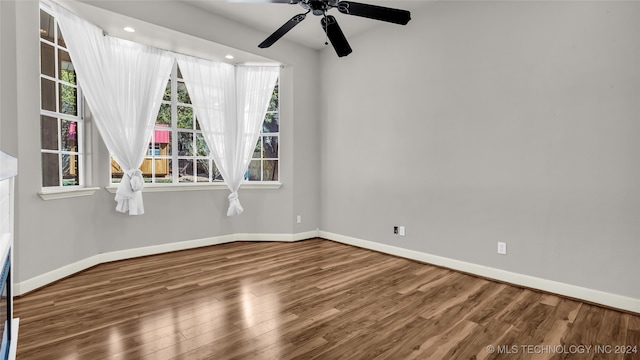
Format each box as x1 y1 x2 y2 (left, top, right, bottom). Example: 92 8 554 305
14 239 640 359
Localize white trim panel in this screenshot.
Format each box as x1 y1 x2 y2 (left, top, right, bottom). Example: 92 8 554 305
39 187 99 200
319 231 640 314
15 231 319 296
8 318 19 360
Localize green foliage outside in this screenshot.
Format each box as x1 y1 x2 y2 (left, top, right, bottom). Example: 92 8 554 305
60 61 79 186
59 61 77 116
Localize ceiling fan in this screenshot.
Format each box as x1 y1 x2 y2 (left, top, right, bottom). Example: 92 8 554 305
242 0 411 57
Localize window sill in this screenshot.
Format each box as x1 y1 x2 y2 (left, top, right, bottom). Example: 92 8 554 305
104 182 282 193
39 187 100 201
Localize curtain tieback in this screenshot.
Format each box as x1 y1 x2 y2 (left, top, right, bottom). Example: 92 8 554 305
227 191 244 217
115 169 145 215
125 169 144 192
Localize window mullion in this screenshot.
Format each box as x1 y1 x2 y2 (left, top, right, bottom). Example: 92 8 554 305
54 38 60 114
58 153 64 187
150 132 155 184
209 158 213 182
77 87 85 186
171 61 179 183
55 15 63 186
40 74 56 82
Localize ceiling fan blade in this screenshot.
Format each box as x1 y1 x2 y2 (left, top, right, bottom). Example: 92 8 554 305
258 13 307 48
337 1 411 25
321 15 353 57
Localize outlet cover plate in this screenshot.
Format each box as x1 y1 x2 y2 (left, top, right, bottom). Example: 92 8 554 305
497 242 507 255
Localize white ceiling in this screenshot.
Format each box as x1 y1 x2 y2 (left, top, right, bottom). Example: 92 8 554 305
178 0 432 50
57 0 279 64
56 0 432 63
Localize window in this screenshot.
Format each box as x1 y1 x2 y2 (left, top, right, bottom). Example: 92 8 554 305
248 82 279 182
39 8 83 187
110 62 280 185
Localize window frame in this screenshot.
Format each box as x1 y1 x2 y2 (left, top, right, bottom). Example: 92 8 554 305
39 6 85 190
109 61 281 188
248 81 280 183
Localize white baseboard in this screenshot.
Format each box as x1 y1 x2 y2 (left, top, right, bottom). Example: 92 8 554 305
236 230 319 242
15 231 319 296
15 253 104 296
96 234 238 264
319 231 640 314
17 229 637 314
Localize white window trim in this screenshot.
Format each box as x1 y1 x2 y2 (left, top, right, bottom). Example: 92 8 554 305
39 187 100 201
104 182 281 193
37 181 283 200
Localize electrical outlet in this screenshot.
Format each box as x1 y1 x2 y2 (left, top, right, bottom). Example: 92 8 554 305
296 215 302 224
393 226 399 234
497 242 507 255
398 226 406 236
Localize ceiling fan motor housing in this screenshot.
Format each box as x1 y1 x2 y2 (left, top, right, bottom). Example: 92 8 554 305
300 0 331 16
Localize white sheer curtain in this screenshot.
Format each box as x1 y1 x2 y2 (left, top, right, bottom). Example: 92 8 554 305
176 55 279 216
53 4 174 215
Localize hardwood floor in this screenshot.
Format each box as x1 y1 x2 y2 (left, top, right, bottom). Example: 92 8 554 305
14 239 640 360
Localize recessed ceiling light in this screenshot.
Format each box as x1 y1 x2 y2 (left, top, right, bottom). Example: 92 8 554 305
225 54 234 60
123 26 135 33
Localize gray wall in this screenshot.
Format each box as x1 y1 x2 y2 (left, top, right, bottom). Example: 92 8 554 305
1 0 18 155
320 1 640 299
2 0 321 283
4 0 639 303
